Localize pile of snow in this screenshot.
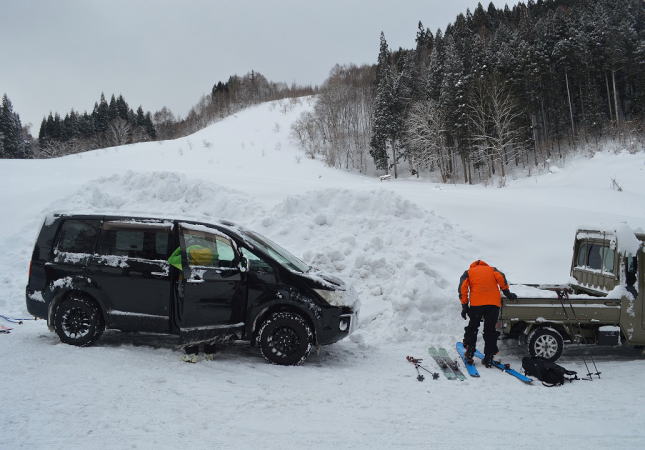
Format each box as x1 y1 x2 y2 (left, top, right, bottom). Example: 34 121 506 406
259 189 472 344
48 171 264 224
615 223 642 257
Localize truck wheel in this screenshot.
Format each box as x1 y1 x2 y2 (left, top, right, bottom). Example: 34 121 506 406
258 312 313 366
528 327 563 362
54 294 105 347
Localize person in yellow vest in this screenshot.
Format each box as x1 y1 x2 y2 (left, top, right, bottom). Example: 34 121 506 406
167 244 218 362
167 244 217 270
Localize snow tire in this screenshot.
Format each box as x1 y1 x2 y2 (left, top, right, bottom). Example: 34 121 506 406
54 294 105 347
527 327 563 362
258 311 313 366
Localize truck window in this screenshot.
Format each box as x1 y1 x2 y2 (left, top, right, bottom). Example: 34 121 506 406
576 243 589 267
100 225 169 260
56 220 100 254
183 230 236 268
587 245 603 270
601 247 615 273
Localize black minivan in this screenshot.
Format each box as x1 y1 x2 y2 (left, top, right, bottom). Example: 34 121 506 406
26 214 359 365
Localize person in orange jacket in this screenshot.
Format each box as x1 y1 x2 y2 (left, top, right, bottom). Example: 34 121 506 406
458 260 517 367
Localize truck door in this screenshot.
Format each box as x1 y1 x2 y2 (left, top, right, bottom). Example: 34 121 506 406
88 220 172 333
177 224 245 341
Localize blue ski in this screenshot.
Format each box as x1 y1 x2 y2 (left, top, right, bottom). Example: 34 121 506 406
455 342 480 377
474 349 533 384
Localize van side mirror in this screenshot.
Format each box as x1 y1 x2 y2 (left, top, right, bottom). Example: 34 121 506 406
239 257 249 273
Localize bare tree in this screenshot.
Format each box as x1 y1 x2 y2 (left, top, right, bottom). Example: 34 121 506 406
37 139 85 158
468 77 526 178
290 64 374 173
404 100 452 182
108 118 132 146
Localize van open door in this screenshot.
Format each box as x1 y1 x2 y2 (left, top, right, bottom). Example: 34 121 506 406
175 223 246 345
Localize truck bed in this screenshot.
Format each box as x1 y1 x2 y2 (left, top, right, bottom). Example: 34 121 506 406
500 284 622 324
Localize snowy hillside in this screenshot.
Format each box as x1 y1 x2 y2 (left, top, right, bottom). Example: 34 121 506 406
2 97 644 448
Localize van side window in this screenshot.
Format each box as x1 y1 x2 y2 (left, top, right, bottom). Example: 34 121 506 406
100 224 169 260
183 230 236 268
241 247 274 274
56 220 100 254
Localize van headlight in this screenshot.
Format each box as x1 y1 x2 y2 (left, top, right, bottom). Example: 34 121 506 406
313 289 346 307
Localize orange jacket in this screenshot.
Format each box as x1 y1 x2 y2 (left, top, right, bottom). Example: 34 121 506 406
459 260 509 307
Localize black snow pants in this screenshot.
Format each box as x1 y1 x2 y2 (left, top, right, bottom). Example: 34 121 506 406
463 305 500 356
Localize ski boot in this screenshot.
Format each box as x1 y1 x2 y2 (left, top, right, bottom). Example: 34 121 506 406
482 354 494 368
464 345 475 365
203 343 218 361
182 344 201 363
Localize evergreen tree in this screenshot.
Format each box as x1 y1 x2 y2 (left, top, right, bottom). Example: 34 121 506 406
370 35 394 172
0 94 26 158
425 29 444 101
94 93 109 133
144 112 156 139
108 94 118 122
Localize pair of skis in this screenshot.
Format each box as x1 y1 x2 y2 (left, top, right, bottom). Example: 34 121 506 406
428 346 466 381
456 342 533 384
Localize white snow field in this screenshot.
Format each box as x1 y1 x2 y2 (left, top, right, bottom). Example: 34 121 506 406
1 97 645 449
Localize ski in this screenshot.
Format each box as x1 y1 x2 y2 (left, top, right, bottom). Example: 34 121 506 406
0 325 12 334
473 349 533 384
455 342 480 377
428 346 457 380
437 347 467 381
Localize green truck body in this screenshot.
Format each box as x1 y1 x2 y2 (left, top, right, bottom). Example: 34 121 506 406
499 227 644 361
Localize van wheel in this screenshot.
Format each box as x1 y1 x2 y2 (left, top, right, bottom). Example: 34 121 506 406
54 294 105 347
528 327 563 362
258 312 313 366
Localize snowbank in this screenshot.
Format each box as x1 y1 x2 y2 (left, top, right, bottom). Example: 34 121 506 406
259 189 471 344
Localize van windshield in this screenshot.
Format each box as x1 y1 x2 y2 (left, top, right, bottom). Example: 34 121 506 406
242 231 310 273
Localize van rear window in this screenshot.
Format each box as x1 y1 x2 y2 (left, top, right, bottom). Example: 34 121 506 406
100 227 169 260
56 220 100 254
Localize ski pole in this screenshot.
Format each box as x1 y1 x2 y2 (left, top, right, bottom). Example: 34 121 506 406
406 356 439 381
0 314 36 324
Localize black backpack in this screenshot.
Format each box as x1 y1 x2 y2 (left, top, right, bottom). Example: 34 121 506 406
522 357 578 387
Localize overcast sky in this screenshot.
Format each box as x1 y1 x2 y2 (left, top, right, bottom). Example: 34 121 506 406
1 0 516 129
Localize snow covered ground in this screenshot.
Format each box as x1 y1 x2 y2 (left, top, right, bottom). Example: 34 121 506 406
1 97 644 448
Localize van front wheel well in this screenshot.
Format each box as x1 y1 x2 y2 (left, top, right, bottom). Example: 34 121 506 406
252 304 317 345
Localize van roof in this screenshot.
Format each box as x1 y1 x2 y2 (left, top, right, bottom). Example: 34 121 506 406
49 212 239 228
48 212 246 237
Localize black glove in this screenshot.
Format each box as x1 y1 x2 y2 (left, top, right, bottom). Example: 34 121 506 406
461 304 469 320
502 289 517 300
